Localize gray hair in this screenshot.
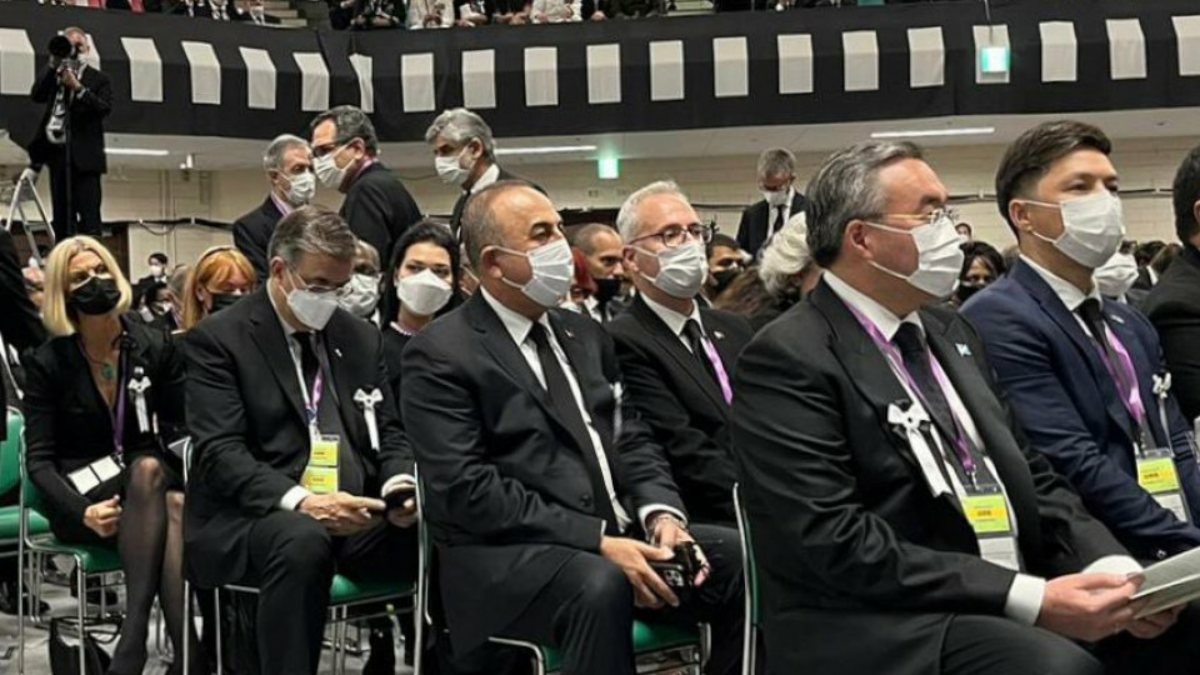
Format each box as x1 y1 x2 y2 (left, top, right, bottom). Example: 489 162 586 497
461 180 536 269
310 105 379 155
760 211 811 296
262 134 309 173
424 108 496 161
805 141 924 267
757 148 796 180
573 223 622 255
268 205 358 266
616 180 689 244
353 239 381 272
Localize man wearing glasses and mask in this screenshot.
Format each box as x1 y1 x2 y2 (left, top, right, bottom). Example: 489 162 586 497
184 206 418 675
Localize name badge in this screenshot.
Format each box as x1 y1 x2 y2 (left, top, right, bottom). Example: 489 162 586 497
1138 447 1191 523
66 454 124 495
961 469 1020 572
302 434 340 495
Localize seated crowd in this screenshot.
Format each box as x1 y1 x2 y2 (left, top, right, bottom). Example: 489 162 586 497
6 106 1200 675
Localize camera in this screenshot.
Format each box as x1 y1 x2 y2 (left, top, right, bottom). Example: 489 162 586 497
48 35 78 62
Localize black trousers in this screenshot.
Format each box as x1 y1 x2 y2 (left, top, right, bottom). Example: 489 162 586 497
237 510 418 675
499 523 743 675
46 147 102 240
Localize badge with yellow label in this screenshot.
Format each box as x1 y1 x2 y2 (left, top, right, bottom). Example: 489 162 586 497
960 479 1020 571
1137 448 1190 523
301 434 340 495
962 493 1013 535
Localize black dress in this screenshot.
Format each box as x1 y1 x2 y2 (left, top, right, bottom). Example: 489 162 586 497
382 324 411 405
23 319 185 544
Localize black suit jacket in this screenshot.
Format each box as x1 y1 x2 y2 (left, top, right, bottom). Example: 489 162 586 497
731 280 1126 675
449 166 539 237
233 196 284 284
0 229 46 437
735 191 806 258
1145 246 1200 421
402 292 683 650
607 296 752 524
27 64 112 174
341 162 422 264
24 319 183 525
183 288 412 588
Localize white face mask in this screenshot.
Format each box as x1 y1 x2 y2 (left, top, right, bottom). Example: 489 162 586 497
495 238 574 308
866 212 965 298
338 273 381 318
636 241 708 299
282 170 316 207
149 264 164 278
396 269 453 317
435 148 473 186
762 188 791 208
1093 251 1140 299
1025 192 1126 269
314 145 350 189
284 268 340 330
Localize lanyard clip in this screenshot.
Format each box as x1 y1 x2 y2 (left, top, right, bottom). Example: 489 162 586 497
1153 372 1173 399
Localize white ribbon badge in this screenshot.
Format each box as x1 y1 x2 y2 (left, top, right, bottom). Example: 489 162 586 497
127 370 152 433
354 387 384 452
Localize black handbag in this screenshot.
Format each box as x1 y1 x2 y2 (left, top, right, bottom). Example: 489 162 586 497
48 618 112 675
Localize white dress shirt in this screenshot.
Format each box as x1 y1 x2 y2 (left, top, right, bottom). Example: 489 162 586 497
480 288 684 534
469 163 501 195
824 273 1046 625
1021 255 1103 335
640 294 706 353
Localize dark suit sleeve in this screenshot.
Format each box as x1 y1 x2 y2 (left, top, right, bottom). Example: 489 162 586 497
1147 294 1200 422
23 353 93 523
0 229 46 353
402 334 606 551
735 207 753 253
30 65 57 104
964 300 1200 555
185 324 299 515
732 333 1016 613
599 329 686 519
72 71 112 119
342 180 394 260
233 217 269 284
372 329 414 483
151 330 188 446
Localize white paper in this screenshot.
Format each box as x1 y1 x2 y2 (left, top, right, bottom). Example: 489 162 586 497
1131 547 1200 617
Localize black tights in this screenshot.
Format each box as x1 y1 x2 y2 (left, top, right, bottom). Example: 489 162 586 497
109 457 200 675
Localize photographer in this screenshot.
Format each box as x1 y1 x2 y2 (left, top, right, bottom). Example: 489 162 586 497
26 28 111 241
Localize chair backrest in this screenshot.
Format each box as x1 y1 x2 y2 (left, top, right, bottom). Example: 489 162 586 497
1 407 23 496
732 483 760 627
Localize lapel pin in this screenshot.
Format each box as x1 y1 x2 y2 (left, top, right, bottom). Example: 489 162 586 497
564 329 575 339
1109 314 1125 325
956 343 972 357
713 330 725 340
334 347 343 358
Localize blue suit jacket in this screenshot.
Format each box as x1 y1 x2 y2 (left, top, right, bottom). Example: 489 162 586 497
962 260 1200 560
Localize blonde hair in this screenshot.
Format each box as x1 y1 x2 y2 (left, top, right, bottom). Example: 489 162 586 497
182 246 256 330
760 211 812 296
42 236 132 337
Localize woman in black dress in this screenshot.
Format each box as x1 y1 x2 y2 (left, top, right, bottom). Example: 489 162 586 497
23 236 199 675
381 221 461 403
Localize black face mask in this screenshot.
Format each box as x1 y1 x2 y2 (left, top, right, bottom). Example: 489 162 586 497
712 268 742 296
69 277 121 316
954 282 985 305
594 277 622 304
209 293 243 314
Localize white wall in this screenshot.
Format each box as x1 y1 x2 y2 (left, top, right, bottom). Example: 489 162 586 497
5 135 1194 278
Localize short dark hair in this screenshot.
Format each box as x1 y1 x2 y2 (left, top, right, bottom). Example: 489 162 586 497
1134 240 1167 268
149 252 168 265
380 219 463 320
995 120 1112 232
707 233 739 258
959 241 1006 281
310 105 379 156
1172 144 1200 244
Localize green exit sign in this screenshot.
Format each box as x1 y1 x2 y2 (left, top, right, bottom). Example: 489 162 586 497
598 156 620 180
981 46 1010 74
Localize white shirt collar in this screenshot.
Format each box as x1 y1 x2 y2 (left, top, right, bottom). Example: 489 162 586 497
640 292 702 337
469 163 502 195
480 287 550 346
1148 267 1160 285
1019 254 1100 312
823 271 923 342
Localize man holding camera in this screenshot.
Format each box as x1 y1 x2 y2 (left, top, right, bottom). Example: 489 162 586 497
26 27 111 240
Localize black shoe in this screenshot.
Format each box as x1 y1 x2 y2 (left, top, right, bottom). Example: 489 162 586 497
0 580 49 616
363 626 396 675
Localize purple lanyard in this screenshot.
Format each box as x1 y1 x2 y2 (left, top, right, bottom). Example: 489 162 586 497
696 334 734 405
846 306 977 477
1088 320 1149 433
111 375 127 458
305 371 324 429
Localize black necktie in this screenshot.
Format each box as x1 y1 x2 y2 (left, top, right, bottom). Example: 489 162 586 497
682 319 720 388
772 205 786 236
1078 298 1154 447
297 333 320 392
296 333 364 496
528 324 619 532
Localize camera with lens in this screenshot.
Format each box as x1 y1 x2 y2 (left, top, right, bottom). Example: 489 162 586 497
47 35 80 70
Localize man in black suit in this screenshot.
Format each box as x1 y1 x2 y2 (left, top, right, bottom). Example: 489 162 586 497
607 182 753 525
310 106 422 264
573 223 628 323
732 140 1199 675
184 206 418 675
1145 144 1200 422
736 147 806 259
403 181 744 675
234 134 315 283
25 27 111 240
425 108 533 236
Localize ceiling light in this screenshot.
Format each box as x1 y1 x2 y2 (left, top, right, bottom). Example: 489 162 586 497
106 148 170 157
870 127 996 139
494 145 597 156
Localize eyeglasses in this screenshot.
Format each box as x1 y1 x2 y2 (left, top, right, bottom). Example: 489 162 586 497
875 207 960 227
630 223 714 249
287 265 352 298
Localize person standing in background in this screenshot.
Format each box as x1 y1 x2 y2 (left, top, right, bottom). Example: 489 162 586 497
235 135 316 284
737 148 806 259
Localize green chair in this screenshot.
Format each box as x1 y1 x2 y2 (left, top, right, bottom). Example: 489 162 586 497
416 478 706 675
14 406 125 675
732 483 760 675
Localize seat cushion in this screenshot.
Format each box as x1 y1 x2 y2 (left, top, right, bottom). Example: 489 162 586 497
541 620 699 672
329 574 415 605
30 538 121 573
0 506 49 541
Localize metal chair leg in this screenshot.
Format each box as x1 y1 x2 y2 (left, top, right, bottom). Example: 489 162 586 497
183 580 191 675
214 589 223 675
411 605 424 675
77 564 86 675
17 545 25 675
